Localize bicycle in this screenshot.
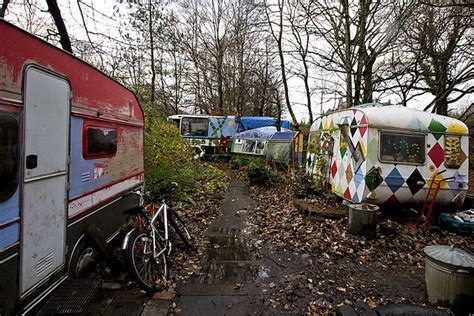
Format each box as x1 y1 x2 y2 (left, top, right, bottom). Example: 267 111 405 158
121 186 193 293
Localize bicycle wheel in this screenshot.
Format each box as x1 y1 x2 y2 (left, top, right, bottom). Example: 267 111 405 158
126 230 168 293
168 209 193 250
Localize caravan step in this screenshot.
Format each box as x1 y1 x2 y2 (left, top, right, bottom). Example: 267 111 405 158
38 278 101 315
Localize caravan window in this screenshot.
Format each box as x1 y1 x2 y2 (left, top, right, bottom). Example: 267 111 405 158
0 112 19 201
380 132 425 164
181 117 208 137
84 126 117 159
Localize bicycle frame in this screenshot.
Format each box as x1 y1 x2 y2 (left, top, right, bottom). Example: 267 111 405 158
149 201 173 258
121 199 172 259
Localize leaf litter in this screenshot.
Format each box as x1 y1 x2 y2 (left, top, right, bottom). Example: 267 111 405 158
243 172 473 314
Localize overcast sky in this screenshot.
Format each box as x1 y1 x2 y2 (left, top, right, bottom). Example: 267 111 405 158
4 0 472 122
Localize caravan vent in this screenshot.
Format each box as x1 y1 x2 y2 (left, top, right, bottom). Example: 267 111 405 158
81 172 91 182
36 252 54 276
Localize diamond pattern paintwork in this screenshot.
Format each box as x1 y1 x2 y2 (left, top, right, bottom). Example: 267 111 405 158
331 160 338 178
384 194 399 206
307 106 468 207
360 141 366 157
406 168 425 195
367 139 378 164
365 167 383 191
459 148 467 166
340 147 347 158
428 143 445 168
428 119 447 140
385 167 405 193
336 182 343 195
354 166 364 189
350 117 358 136
344 187 351 200
352 192 360 203
345 164 353 183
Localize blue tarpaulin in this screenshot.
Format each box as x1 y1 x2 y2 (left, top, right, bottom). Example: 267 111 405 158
235 127 293 140
238 116 291 132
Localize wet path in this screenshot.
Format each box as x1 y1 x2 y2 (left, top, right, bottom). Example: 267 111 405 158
175 178 269 315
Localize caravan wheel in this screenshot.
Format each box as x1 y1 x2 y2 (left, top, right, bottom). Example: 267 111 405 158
69 238 98 277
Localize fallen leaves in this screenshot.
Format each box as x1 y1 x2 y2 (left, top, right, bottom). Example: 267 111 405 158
233 283 245 290
243 171 474 315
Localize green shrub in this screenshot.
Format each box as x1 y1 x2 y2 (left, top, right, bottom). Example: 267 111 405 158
229 156 242 170
247 162 270 185
144 113 197 198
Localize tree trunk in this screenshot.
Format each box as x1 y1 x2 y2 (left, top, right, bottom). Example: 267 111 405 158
363 52 376 103
0 0 10 18
342 0 353 108
217 47 224 114
46 0 73 54
275 89 282 132
148 0 156 103
303 60 313 124
276 0 298 129
354 0 370 106
434 92 448 115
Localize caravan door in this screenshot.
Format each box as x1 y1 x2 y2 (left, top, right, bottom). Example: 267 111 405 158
19 67 70 296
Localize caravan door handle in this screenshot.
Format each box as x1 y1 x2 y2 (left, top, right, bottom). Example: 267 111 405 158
26 155 38 169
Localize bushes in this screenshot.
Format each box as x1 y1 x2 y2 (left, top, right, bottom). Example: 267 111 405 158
247 163 270 185
143 107 228 202
229 154 264 170
143 108 197 198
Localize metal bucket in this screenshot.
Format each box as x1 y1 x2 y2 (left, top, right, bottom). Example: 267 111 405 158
347 203 379 239
424 245 474 315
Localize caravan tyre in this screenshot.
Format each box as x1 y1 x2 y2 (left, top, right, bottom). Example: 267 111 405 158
69 238 98 278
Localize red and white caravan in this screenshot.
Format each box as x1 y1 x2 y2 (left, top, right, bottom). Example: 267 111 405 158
0 20 144 314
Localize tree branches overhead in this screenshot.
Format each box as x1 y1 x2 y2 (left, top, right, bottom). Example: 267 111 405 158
2 0 471 120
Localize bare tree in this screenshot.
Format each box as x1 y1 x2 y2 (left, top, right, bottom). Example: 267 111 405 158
401 4 473 115
301 0 415 108
264 0 299 129
0 0 10 18
46 0 73 53
288 0 313 124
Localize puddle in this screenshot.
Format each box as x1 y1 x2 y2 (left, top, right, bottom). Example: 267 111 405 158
207 234 256 261
194 227 260 284
197 261 258 284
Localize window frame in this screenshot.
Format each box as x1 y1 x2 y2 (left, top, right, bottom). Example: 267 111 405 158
180 117 209 137
0 110 20 202
82 123 118 160
378 130 426 165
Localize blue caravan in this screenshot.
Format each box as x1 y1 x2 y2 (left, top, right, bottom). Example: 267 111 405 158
168 114 291 157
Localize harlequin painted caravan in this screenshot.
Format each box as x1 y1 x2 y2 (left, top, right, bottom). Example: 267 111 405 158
306 102 469 208
0 20 144 314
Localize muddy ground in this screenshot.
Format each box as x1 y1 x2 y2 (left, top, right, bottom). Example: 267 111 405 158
172 169 473 315
72 167 473 315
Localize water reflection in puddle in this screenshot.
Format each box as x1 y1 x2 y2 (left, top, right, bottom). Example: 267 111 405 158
194 227 265 284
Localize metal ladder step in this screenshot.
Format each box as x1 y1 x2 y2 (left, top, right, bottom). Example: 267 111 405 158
37 278 101 315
